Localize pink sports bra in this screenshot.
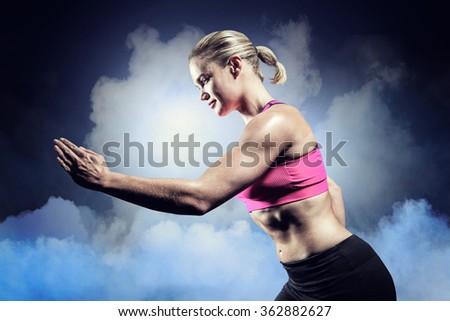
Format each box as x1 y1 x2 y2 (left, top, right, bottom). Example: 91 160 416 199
236 100 329 212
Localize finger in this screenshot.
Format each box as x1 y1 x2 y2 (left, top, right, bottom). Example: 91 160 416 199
80 147 107 166
53 142 66 156
54 142 74 163
57 156 71 173
55 139 81 162
59 138 84 157
80 146 98 156
54 144 73 167
65 146 81 162
54 139 71 154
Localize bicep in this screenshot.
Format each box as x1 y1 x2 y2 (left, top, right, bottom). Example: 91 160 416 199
196 145 272 210
196 119 289 211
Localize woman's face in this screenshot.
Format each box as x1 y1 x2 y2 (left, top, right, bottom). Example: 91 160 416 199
189 58 238 116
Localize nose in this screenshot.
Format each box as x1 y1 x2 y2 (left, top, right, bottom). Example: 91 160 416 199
200 91 210 101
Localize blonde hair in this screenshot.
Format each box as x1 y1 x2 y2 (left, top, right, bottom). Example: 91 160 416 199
189 30 287 85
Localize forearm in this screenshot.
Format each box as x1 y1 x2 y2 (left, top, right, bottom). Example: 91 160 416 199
100 171 208 215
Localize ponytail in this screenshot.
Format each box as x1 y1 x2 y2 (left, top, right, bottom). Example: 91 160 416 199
255 46 287 85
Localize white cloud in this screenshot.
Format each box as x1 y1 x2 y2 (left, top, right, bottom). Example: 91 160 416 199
0 197 284 300
315 68 425 229
266 18 322 107
2 196 449 300
361 199 450 300
87 25 243 179
0 197 94 242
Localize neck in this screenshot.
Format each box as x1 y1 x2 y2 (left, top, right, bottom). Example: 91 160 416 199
236 80 274 124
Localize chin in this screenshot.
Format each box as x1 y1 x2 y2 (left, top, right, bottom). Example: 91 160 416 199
215 104 233 117
216 109 231 117
214 106 224 116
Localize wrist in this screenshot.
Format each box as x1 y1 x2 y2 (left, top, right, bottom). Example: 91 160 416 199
98 170 119 191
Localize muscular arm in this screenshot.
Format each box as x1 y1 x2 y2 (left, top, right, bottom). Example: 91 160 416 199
54 111 292 215
97 143 275 215
100 174 208 215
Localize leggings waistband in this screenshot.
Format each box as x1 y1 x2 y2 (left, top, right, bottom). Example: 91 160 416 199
281 235 378 285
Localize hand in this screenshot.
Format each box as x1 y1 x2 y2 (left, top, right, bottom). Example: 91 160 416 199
53 138 110 190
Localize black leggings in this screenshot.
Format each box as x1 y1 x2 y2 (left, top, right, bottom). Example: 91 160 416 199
275 235 396 301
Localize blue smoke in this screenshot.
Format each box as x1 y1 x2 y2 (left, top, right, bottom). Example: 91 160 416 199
362 199 450 300
0 197 285 300
0 196 449 300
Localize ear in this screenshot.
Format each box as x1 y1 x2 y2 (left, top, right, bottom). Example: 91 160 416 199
228 55 243 78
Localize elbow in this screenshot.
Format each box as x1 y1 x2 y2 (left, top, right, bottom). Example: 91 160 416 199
327 178 343 200
184 179 226 216
193 199 214 216
169 201 209 216
330 184 342 197
327 176 341 192
177 195 212 216
186 181 217 216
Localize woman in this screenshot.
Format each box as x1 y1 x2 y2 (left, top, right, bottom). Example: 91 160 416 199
54 30 396 300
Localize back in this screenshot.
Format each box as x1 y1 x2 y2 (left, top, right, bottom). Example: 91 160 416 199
236 101 329 212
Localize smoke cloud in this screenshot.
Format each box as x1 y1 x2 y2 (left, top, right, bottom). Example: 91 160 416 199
0 197 284 300
363 199 450 300
1 196 448 300
267 18 322 105
314 42 428 230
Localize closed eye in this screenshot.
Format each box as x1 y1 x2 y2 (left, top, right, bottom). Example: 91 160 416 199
198 75 210 87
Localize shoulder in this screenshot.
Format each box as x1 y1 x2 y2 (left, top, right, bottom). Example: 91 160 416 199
242 103 311 143
250 103 300 130
263 103 303 123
